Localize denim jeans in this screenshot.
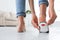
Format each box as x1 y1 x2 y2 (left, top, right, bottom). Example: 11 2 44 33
39 0 48 6
16 0 26 17
16 0 48 17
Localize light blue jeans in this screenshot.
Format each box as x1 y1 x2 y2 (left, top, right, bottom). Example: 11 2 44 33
16 0 48 17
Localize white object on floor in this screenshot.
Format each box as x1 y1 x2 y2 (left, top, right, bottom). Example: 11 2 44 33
39 22 49 33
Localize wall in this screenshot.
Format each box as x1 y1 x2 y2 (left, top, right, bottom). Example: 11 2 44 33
0 0 60 21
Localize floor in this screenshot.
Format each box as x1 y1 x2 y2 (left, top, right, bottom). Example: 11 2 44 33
0 21 60 40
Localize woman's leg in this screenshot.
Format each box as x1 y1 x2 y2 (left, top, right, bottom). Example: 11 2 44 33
16 0 26 32
39 0 48 23
47 0 57 25
29 0 39 30
38 0 49 33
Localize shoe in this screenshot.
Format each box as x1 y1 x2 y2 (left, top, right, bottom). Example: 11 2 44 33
39 22 49 33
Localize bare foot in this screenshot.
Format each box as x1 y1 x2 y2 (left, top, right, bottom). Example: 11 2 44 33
47 9 57 25
17 16 25 32
17 23 25 32
31 14 40 30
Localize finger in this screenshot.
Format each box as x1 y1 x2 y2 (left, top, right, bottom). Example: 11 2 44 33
31 21 39 29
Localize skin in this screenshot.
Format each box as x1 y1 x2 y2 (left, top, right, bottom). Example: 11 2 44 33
29 0 57 30
17 0 57 32
29 0 39 30
47 0 57 25
39 4 47 23
17 16 25 32
17 0 39 32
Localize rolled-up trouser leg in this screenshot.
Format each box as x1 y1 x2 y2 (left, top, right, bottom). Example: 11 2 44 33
39 0 49 7
16 0 26 17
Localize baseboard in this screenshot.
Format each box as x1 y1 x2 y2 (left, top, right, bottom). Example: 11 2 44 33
0 25 5 27
0 25 16 27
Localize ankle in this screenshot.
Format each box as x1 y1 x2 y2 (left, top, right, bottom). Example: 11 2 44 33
39 16 46 22
32 13 36 17
18 16 25 25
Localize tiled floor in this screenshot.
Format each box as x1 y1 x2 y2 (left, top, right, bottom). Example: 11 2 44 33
0 21 60 40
